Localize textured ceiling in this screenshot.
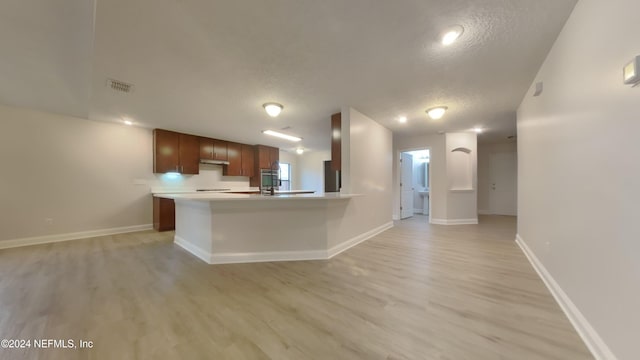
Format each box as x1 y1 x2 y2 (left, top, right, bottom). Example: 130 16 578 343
1 0 578 151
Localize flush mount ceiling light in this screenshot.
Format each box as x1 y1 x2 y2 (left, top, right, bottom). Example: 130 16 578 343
473 127 483 133
398 116 407 123
441 25 464 46
262 130 302 142
296 148 304 155
123 120 133 126
263 103 284 117
426 106 448 120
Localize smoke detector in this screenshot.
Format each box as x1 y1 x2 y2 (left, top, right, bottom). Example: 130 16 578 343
107 78 135 93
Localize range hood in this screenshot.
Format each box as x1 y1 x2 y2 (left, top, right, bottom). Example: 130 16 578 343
200 159 230 165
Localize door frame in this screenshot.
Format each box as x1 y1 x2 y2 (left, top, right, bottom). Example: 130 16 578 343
397 147 431 221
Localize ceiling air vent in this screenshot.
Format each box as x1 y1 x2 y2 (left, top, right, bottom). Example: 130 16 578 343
106 78 134 93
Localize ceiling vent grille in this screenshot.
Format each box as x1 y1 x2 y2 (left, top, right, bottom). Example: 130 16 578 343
107 79 134 93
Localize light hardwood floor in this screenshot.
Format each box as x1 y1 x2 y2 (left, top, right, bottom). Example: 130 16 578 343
0 215 592 360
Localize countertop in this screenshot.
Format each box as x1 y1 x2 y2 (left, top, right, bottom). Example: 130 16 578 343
155 192 359 201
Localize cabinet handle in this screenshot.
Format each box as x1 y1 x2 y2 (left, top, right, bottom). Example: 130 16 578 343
181 166 184 173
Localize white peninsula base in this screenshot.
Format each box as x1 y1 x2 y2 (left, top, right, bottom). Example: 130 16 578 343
161 193 390 264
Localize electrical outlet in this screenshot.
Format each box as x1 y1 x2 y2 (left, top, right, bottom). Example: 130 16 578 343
45 218 53 225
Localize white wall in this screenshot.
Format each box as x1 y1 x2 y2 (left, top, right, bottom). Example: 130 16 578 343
445 133 478 222
477 142 517 214
517 0 640 358
297 150 331 193
332 107 392 247
412 158 425 213
278 150 299 190
0 104 250 242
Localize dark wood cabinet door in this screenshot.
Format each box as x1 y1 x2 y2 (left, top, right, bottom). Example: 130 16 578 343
257 145 270 169
241 144 255 177
199 137 214 160
213 139 228 161
224 142 242 176
331 112 341 172
179 134 200 174
153 197 175 231
269 147 279 167
153 129 180 173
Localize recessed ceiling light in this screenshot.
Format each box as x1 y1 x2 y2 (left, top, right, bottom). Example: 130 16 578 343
262 129 302 142
473 127 483 133
441 25 464 46
426 106 448 120
296 148 304 155
398 116 407 123
123 119 133 126
263 103 284 117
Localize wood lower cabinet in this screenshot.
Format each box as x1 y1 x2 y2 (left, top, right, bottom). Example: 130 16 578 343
153 129 199 174
153 197 175 231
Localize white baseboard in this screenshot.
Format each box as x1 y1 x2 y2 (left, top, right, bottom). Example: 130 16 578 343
478 209 491 215
430 218 478 225
0 224 153 250
211 250 327 265
515 234 617 360
175 222 394 265
174 235 214 264
327 221 394 258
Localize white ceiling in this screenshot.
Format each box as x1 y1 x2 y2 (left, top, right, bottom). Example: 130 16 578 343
1 0 577 151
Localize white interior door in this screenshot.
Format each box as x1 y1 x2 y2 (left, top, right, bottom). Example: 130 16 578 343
400 152 414 219
489 152 518 216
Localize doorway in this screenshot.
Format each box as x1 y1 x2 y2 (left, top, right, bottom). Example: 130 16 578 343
400 149 430 220
488 152 517 216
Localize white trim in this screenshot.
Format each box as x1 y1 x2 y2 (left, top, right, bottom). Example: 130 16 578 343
175 222 394 265
0 224 153 250
430 218 478 225
478 209 491 215
211 250 327 265
174 235 214 264
327 221 394 258
392 215 400 221
515 234 617 360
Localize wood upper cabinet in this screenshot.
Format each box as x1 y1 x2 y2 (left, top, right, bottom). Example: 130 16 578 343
200 137 214 160
200 138 228 161
154 129 180 173
241 144 255 177
256 145 280 169
225 143 254 177
178 133 200 174
213 139 228 161
224 142 242 176
154 129 199 174
331 112 341 172
269 147 279 167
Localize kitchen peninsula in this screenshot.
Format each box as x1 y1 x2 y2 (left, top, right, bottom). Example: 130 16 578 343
155 192 359 264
